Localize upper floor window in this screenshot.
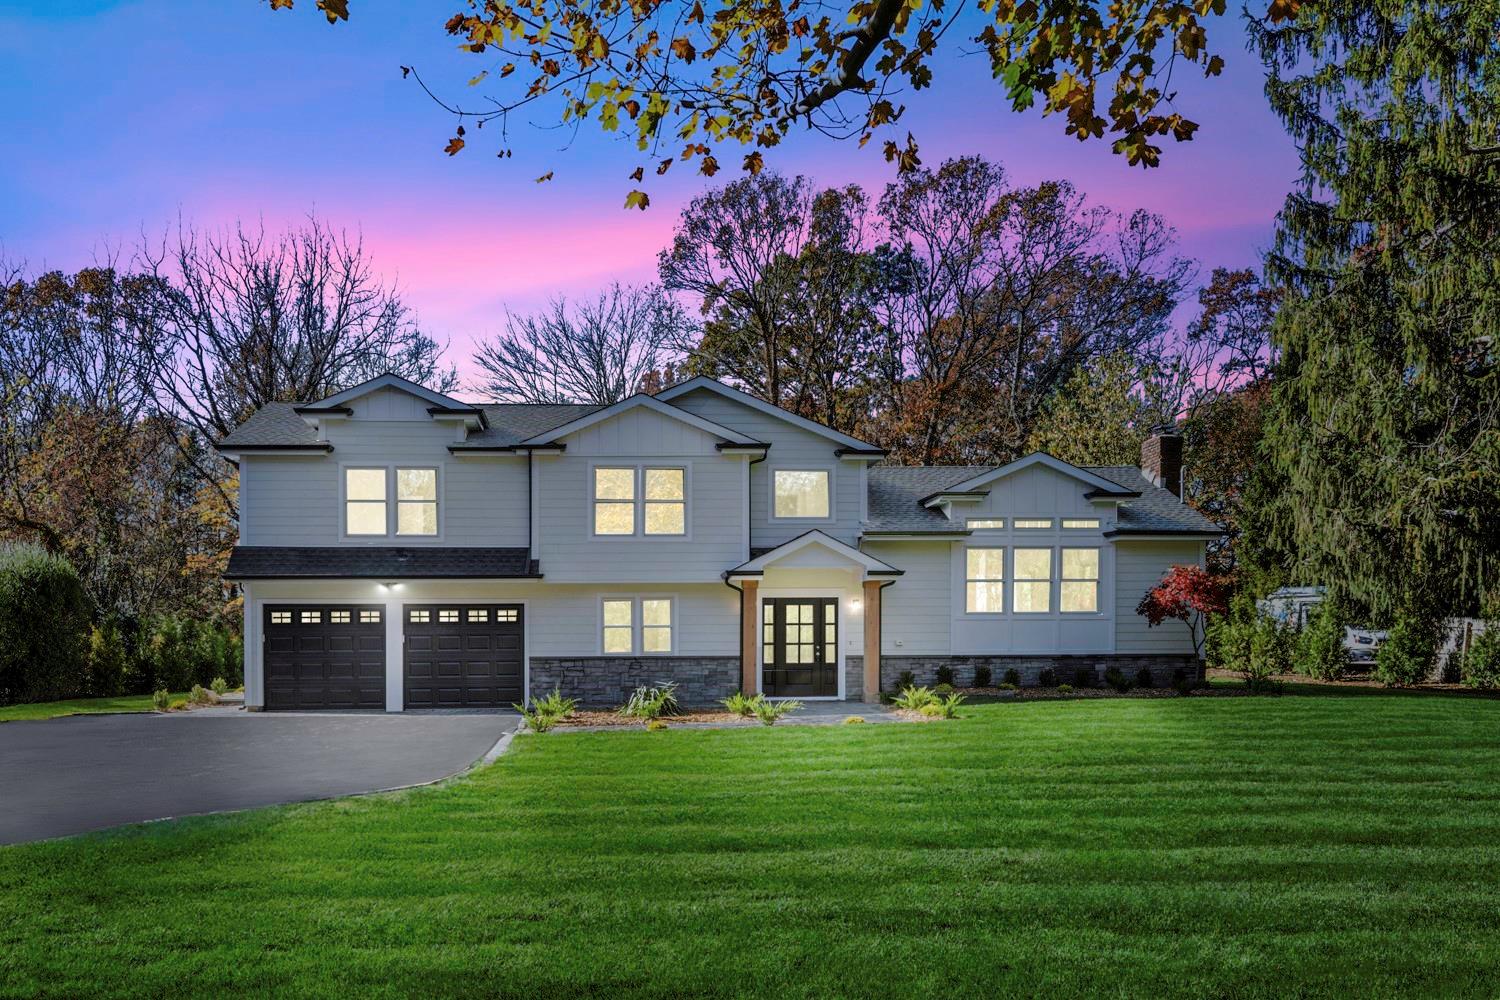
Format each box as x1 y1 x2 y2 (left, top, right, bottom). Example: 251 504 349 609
773 469 830 519
397 469 438 536
593 467 687 536
345 467 438 537
1062 518 1100 530
967 518 1005 530
345 468 387 536
1014 518 1053 529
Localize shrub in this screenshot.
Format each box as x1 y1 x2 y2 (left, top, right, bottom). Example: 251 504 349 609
1037 667 1059 687
1002 667 1021 687
1374 612 1440 687
516 699 564 732
0 544 92 706
1073 667 1095 688
972 665 992 688
998 682 1018 691
1172 668 1194 696
1103 666 1132 693
1295 598 1349 680
167 697 188 712
935 692 965 718
532 688 578 720
189 684 214 705
151 688 171 712
1056 683 1074 693
842 715 867 724
934 664 956 686
646 719 669 731
896 670 916 689
1247 611 1294 687
86 620 129 698
210 676 229 696
618 682 680 720
933 682 955 696
722 691 760 716
753 698 802 726
1135 667 1154 689
892 685 939 711
918 702 945 717
1462 624 1500 690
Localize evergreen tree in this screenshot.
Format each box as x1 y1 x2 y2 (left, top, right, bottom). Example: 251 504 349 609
1248 3 1500 619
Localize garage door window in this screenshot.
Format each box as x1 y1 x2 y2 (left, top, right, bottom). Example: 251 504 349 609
360 609 381 623
301 610 322 624
409 609 430 623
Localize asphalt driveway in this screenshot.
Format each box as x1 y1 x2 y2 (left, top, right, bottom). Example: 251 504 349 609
0 710 517 845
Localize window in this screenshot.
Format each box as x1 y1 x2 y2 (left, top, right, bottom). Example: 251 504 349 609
329 610 351 624
1014 518 1053 529
642 598 673 652
967 518 1005 530
345 468 386 535
438 609 459 623
300 610 322 624
1061 548 1100 612
965 548 1006 613
495 608 518 622
1062 518 1100 529
468 609 489 622
773 469 830 518
644 468 686 535
359 609 382 624
270 610 291 624
602 599 634 653
593 468 636 535
409 609 430 623
602 597 674 653
1013 548 1052 612
397 468 438 536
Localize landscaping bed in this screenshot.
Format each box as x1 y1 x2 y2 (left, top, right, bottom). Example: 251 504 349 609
553 709 749 728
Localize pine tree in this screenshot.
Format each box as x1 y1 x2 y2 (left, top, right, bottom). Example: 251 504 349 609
1248 2 1500 619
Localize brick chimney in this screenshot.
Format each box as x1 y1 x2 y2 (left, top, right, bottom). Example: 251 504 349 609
1141 429 1183 497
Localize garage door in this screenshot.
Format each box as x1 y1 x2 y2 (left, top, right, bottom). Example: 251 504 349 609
403 604 524 708
263 605 387 710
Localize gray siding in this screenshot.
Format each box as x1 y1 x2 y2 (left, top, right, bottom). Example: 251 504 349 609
668 388 864 547
533 406 747 582
1114 540 1205 653
863 540 952 655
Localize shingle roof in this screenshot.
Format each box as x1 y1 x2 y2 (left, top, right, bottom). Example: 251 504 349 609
216 401 600 451
225 546 539 579
864 464 1220 536
217 403 323 448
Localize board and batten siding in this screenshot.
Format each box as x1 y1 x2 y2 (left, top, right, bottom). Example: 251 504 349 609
956 463 1116 526
238 417 530 547
667 388 864 547
532 406 747 582
1113 540 1206 654
862 541 953 655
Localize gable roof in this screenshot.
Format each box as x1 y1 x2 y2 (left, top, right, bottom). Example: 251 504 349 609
517 393 762 447
726 529 902 577
301 372 470 412
864 464 1220 536
217 402 323 449
654 376 883 453
927 453 1135 502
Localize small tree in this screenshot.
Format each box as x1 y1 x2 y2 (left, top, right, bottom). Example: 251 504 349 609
1374 610 1441 688
1295 598 1349 681
86 620 129 698
0 544 92 705
1136 565 1230 658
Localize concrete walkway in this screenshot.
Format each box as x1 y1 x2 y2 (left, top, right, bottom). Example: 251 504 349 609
0 709 518 845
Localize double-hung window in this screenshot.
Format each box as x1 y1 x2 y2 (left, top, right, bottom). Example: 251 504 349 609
1013 548 1052 613
601 597 675 654
593 467 687 536
345 467 438 537
772 469 830 519
965 548 1005 613
1061 548 1100 612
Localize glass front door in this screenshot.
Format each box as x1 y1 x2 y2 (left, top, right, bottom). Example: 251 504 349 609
762 598 838 697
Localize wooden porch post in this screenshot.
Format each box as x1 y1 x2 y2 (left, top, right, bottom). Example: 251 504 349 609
862 579 882 703
740 578 759 695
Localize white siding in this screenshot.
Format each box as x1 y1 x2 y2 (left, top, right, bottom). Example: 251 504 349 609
863 541 952 655
238 417 529 547
1114 540 1205 653
533 406 747 582
668 388 864 546
954 464 1115 527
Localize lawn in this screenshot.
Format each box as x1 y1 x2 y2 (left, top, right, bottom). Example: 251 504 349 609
0 692 176 724
3 694 1499 998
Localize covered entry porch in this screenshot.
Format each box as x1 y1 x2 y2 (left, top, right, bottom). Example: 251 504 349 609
725 531 901 703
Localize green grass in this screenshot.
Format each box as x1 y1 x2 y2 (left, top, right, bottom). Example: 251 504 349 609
3 693 1500 997
0 692 180 723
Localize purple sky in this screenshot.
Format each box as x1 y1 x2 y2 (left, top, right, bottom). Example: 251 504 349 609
1 2 1300 380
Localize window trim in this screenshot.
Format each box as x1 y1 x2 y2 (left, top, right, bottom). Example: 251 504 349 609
1059 546 1101 614
339 463 444 542
598 594 677 655
1011 547 1054 614
768 466 835 522
395 466 441 538
589 463 691 539
964 546 1006 615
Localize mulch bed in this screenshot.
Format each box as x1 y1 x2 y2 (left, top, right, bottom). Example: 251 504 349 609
552 710 749 728
1204 667 1498 695
955 684 1251 700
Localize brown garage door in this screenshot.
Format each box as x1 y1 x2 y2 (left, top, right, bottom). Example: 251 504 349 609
403 604 524 708
263 605 386 710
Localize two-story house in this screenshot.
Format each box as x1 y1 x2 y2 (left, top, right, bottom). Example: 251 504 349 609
219 373 1219 711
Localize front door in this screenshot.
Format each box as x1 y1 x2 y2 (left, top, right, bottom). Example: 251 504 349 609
762 598 838 697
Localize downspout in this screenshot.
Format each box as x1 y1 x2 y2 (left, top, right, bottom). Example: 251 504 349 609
874 578 897 698
746 449 767 562
724 576 746 696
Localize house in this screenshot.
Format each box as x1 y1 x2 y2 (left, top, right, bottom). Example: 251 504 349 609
218 373 1220 710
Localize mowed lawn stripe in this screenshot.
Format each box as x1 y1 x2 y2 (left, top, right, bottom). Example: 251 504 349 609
3 694 1499 998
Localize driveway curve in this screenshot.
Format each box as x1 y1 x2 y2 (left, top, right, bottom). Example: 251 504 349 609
0 710 516 845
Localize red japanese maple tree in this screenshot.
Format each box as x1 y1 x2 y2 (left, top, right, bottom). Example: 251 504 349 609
1135 565 1231 657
